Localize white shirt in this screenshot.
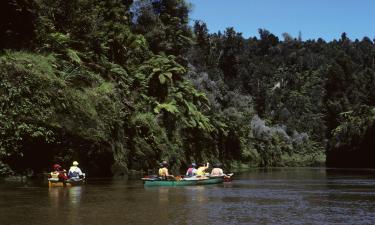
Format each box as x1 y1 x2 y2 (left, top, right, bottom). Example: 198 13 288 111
69 166 83 176
211 168 224 176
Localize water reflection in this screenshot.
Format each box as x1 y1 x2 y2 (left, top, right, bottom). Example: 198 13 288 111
48 186 83 208
189 186 208 203
157 187 170 203
47 186 84 225
68 187 83 207
48 187 65 209
2 169 375 225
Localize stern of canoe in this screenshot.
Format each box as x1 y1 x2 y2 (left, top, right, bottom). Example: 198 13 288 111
197 176 224 185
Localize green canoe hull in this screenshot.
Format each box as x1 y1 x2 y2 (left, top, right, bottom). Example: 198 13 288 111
143 177 224 187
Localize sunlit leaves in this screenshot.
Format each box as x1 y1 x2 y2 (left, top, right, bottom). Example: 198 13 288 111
154 101 179 114
66 48 82 64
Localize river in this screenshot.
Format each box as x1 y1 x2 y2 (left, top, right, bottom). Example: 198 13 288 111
1 168 375 225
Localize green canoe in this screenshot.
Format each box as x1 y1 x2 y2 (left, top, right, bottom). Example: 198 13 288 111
143 176 224 187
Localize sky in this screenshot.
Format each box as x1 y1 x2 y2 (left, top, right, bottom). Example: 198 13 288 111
186 0 375 41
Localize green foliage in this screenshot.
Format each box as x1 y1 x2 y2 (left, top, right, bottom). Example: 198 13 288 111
0 52 60 159
187 21 375 168
154 101 179 114
327 106 375 167
2 0 375 176
128 112 169 169
132 0 193 56
0 161 14 177
0 51 123 175
66 49 82 64
331 107 375 149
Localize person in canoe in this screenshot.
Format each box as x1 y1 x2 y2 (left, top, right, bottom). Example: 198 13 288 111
210 163 224 177
196 162 209 177
185 163 197 177
49 164 68 182
68 161 85 181
158 161 174 180
210 163 234 181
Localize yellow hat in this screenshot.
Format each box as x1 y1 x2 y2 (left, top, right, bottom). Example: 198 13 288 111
73 161 79 166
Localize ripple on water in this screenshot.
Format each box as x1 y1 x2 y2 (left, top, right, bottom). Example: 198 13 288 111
1 168 375 225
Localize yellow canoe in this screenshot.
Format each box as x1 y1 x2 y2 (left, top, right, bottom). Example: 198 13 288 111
48 179 85 187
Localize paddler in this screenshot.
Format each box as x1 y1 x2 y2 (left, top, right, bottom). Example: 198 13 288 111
185 162 197 177
68 161 85 181
196 162 209 177
158 161 173 180
210 163 224 176
50 164 68 182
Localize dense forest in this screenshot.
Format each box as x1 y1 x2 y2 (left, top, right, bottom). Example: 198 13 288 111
1 0 374 177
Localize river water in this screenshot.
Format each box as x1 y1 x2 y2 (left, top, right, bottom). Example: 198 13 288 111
1 168 375 225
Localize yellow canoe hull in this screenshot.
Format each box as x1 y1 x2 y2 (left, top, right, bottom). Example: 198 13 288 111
48 179 85 187
48 181 72 187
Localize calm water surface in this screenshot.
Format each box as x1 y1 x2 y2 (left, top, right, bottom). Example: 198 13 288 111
1 168 375 225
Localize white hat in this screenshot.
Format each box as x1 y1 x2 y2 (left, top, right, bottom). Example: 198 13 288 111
73 161 79 166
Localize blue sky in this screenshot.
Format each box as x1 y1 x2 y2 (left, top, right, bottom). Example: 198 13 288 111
186 0 375 41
